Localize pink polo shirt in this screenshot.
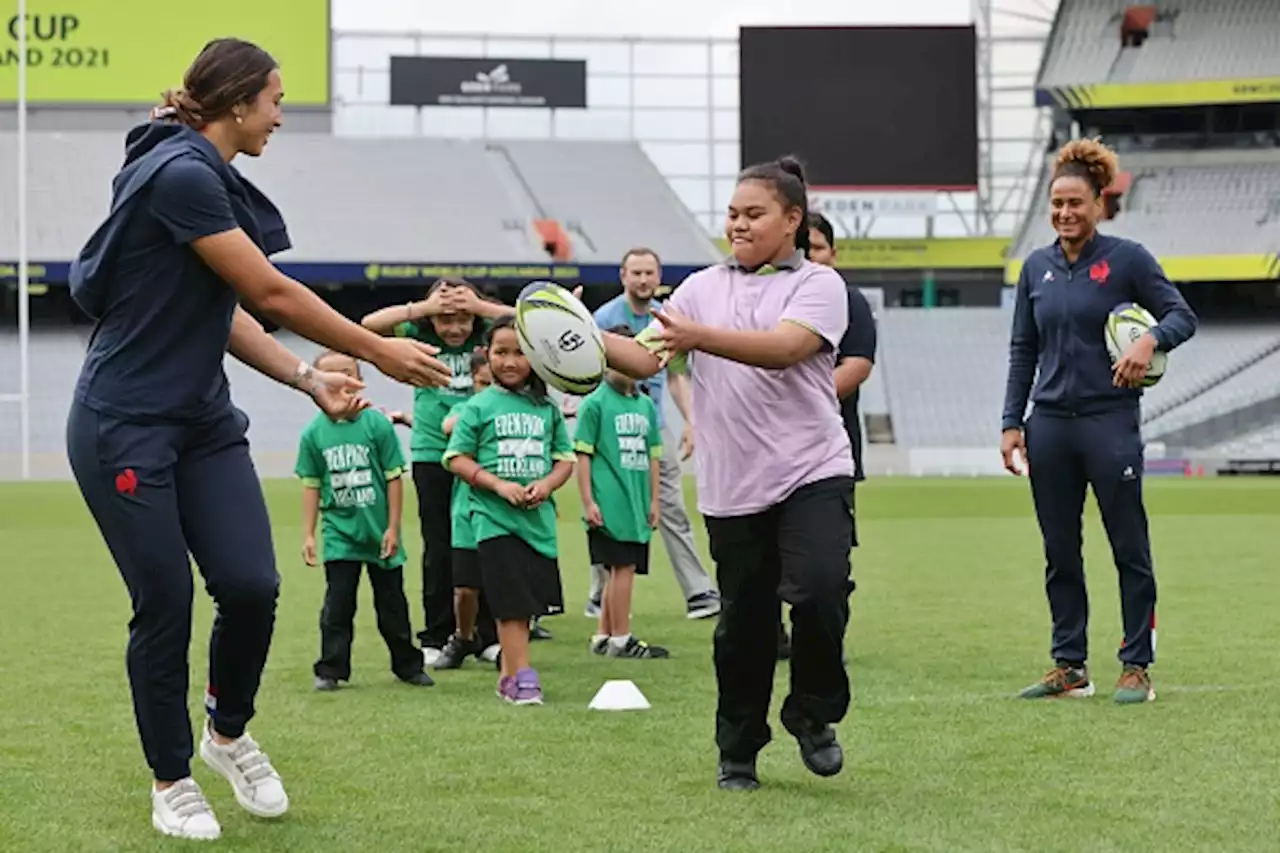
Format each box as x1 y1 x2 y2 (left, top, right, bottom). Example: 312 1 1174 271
666 253 853 518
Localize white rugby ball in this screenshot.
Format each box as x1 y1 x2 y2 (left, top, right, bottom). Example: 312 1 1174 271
514 281 606 395
1104 302 1167 388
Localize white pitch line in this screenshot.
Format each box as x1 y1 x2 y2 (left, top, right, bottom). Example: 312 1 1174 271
849 680 1280 709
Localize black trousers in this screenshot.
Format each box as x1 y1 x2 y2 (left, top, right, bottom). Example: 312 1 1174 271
705 476 855 762
412 462 455 647
67 401 278 783
315 561 423 681
1025 407 1156 668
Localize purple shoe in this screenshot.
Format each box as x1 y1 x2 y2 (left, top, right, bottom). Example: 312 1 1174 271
514 668 544 705
497 675 518 703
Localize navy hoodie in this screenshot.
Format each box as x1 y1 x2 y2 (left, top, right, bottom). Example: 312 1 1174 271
1001 232 1198 432
70 122 291 424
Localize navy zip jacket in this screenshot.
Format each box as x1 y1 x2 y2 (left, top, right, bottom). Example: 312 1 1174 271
70 122 290 424
1001 233 1198 432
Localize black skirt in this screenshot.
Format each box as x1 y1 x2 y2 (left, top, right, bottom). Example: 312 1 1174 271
588 528 651 575
452 547 483 590
476 535 564 620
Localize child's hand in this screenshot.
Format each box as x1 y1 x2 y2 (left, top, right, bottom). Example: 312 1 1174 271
584 502 604 528
387 410 412 428
302 536 317 566
380 528 399 560
525 479 553 508
648 500 660 529
496 481 529 507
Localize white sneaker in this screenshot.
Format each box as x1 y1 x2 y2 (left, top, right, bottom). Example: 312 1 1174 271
478 643 501 663
151 777 221 840
422 647 443 666
199 722 289 819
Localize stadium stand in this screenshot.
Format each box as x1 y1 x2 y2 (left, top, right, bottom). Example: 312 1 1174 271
1010 149 1280 261
0 132 719 266
1038 0 1280 88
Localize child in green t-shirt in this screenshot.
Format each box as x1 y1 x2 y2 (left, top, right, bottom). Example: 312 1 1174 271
296 351 435 691
443 317 576 705
360 278 515 659
574 326 670 659
433 350 501 669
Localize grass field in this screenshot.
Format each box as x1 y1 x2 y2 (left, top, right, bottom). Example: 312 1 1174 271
2 476 1279 853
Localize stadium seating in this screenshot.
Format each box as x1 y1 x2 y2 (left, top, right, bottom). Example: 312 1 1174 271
0 132 718 266
1039 0 1280 88
1199 419 1280 456
1143 346 1280 437
1010 149 1280 260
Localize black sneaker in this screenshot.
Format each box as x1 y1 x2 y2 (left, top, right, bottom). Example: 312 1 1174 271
686 592 722 620
434 633 479 670
530 619 553 641
608 636 670 659
781 711 843 777
399 671 436 687
717 758 760 791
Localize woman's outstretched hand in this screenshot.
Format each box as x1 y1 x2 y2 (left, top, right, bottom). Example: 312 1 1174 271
373 338 453 388
309 371 371 420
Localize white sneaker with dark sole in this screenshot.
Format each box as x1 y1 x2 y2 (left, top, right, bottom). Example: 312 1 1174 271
199 721 289 819
151 777 221 840
686 593 722 620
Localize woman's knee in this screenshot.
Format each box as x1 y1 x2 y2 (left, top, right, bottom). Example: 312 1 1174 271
210 565 280 613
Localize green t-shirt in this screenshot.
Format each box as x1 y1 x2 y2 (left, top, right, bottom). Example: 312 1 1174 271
394 319 488 463
573 382 663 544
295 409 407 568
444 400 477 550
442 385 575 559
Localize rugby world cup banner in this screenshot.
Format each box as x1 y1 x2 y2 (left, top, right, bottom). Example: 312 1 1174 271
1036 77 1280 110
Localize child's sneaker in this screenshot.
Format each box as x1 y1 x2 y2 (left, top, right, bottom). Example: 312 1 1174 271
497 675 519 703
590 635 608 655
1114 665 1156 704
514 667 544 705
151 778 221 840
609 636 670 659
434 633 478 670
199 721 289 818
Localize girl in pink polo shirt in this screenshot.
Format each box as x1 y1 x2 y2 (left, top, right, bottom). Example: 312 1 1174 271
604 156 855 793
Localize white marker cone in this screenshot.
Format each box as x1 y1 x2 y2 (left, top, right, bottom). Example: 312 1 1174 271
588 679 651 711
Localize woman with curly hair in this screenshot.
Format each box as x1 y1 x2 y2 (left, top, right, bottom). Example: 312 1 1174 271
1001 139 1197 705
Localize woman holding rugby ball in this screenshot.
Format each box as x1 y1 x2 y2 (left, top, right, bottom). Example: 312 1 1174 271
603 156 854 791
1001 139 1197 705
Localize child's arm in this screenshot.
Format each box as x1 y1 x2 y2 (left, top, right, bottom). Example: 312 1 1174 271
648 457 661 528
360 288 451 335
575 453 603 527
446 454 528 507
301 486 320 565
382 476 403 559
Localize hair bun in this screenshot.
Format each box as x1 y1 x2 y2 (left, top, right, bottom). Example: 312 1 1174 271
776 155 807 184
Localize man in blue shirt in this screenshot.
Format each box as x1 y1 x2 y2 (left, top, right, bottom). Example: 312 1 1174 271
584 248 721 619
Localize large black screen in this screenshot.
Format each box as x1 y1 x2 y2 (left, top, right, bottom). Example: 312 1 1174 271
739 26 978 189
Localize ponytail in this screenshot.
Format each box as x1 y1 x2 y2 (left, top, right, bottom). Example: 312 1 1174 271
152 88 205 128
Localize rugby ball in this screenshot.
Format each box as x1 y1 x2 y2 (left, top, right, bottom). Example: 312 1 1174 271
515 281 606 395
1104 303 1167 388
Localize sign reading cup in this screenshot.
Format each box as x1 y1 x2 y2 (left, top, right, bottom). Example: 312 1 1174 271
389 56 587 109
0 0 330 105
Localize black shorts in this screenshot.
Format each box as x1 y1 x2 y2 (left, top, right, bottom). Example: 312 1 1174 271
476 535 564 621
588 528 650 575
452 547 482 590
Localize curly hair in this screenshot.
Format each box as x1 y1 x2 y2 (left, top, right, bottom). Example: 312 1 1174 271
1051 138 1120 198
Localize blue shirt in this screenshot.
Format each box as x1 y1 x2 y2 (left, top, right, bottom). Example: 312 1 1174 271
71 122 289 423
594 294 669 430
1001 233 1198 431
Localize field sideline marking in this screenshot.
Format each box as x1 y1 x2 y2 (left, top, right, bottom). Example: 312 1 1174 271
851 680 1280 708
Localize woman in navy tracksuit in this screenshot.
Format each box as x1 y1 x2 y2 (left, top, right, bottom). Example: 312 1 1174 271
1000 139 1197 706
65 39 449 841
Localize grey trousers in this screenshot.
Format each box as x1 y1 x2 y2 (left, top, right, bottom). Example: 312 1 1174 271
588 424 717 603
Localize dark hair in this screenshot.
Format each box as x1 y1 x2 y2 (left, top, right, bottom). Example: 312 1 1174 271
1051 138 1119 198
607 324 636 338
806 212 835 249
153 38 278 129
485 316 548 401
738 155 811 257
426 276 478 299
620 247 661 268
469 347 489 373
